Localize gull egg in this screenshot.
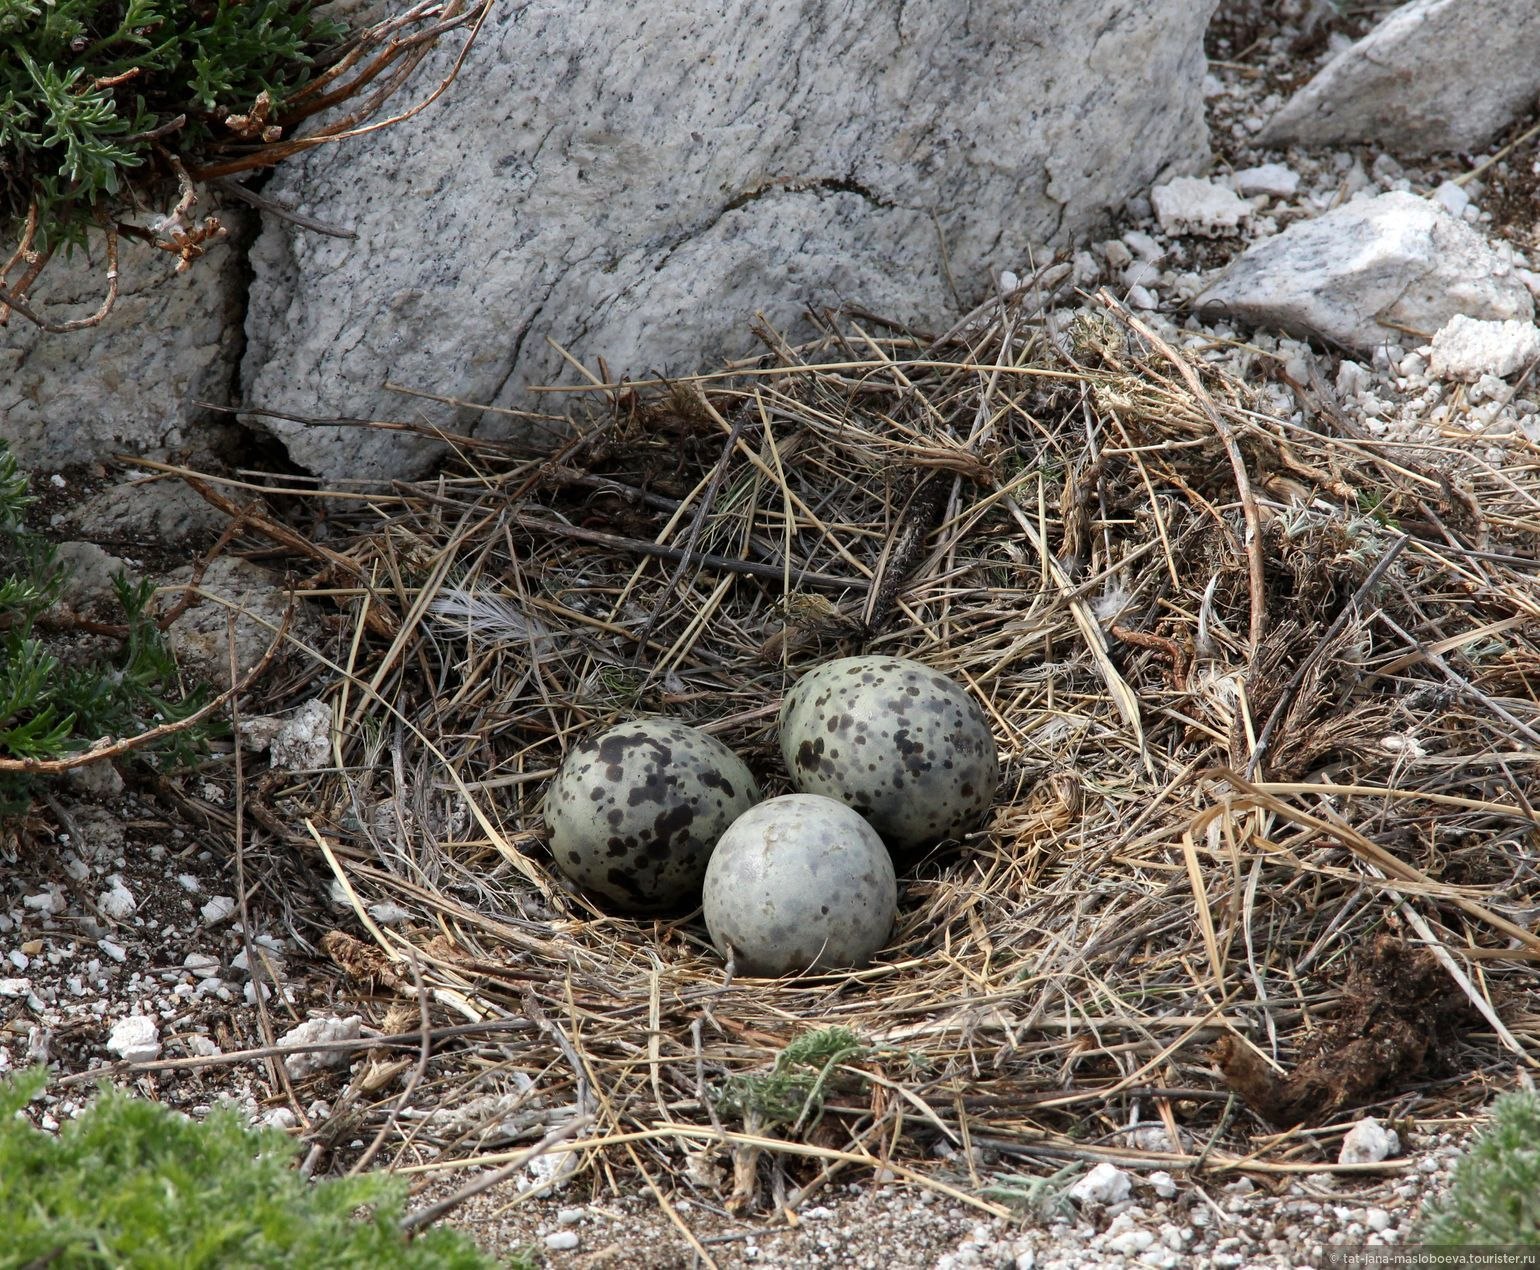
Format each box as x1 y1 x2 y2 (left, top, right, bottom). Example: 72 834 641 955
778 655 998 852
544 717 759 912
703 794 896 976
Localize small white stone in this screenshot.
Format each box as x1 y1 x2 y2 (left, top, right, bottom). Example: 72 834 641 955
1101 239 1134 269
97 939 127 963
1107 1228 1155 1256
1151 176 1250 237
1127 284 1157 310
366 902 411 926
107 1014 161 1062
24 889 65 915
98 876 136 920
1428 315 1540 381
543 1230 580 1251
176 874 202 893
1431 180 1471 218
278 1015 363 1079
556 1208 585 1225
1123 260 1162 290
1070 1162 1133 1205
201 895 236 925
1336 360 1373 397
1365 1207 1392 1232
0 978 31 998
186 1035 222 1057
1340 1118 1400 1165
1123 229 1163 262
1232 162 1300 199
802 1205 835 1220
1147 1170 1178 1199
270 700 333 772
183 953 222 979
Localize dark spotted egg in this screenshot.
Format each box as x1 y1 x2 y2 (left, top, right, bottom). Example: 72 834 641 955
703 794 896 976
778 655 998 853
544 718 760 912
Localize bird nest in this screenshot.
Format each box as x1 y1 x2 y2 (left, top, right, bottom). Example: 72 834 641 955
211 283 1540 1221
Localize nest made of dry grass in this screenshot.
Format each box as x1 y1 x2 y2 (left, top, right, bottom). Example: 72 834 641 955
198 280 1539 1223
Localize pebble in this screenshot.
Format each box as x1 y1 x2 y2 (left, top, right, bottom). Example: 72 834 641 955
278 1015 362 1079
1427 314 1540 381
200 895 236 925
1232 162 1300 198
106 1014 161 1062
543 1230 580 1251
1069 1163 1133 1206
1151 176 1251 237
98 877 136 920
1340 1118 1401 1165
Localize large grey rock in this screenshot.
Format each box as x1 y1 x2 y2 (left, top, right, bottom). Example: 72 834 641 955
0 213 249 469
1261 0 1540 157
1196 192 1534 353
243 0 1217 481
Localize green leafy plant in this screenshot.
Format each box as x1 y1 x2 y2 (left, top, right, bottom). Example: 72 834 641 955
0 1067 494 1268
714 1026 869 1135
0 438 215 812
1416 1091 1540 1247
1 0 488 330
981 1162 1082 1223
0 0 344 254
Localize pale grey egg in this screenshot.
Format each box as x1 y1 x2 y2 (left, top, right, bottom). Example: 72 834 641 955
777 655 998 852
544 717 759 912
702 794 896 976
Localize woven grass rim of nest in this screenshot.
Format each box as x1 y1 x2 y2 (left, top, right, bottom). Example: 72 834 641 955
176 282 1540 1217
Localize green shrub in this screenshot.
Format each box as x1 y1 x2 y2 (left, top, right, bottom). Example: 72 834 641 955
0 0 343 254
714 1026 868 1134
0 438 215 813
1416 1091 1540 1247
0 1068 494 1268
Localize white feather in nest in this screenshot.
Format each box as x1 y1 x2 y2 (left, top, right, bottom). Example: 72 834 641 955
426 588 553 648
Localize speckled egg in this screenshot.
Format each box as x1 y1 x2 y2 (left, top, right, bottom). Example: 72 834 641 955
702 795 897 976
544 718 760 912
778 655 998 853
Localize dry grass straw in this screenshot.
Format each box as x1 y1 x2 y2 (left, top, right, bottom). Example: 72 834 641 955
233 281 1540 1211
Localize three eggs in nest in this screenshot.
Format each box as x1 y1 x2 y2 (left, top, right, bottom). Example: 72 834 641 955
542 655 999 976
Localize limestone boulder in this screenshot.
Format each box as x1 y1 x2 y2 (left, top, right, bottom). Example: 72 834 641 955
1196 192 1533 353
1261 0 1540 157
0 213 249 470
242 0 1217 480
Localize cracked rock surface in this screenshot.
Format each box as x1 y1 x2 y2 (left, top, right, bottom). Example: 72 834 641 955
240 0 1215 480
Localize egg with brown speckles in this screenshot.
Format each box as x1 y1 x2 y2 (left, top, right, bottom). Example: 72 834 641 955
703 794 896 976
544 718 760 912
777 655 998 853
